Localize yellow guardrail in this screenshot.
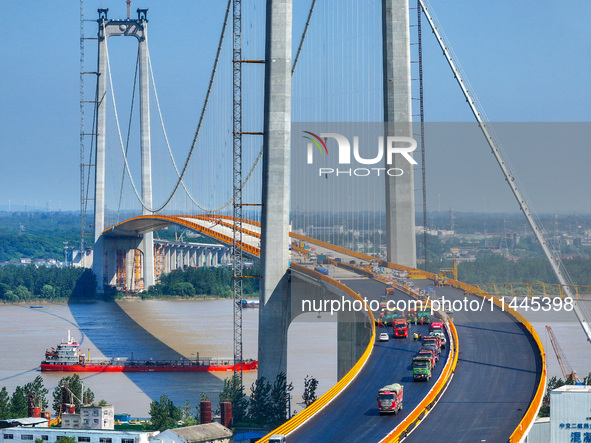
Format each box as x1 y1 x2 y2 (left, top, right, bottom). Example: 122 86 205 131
381 316 459 442
257 264 376 442
445 278 547 443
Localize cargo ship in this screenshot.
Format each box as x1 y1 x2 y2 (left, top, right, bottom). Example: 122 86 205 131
40 330 257 373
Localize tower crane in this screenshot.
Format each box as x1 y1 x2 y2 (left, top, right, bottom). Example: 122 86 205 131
545 325 580 383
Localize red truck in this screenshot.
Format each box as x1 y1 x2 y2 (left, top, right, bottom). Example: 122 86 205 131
393 319 408 338
377 383 403 415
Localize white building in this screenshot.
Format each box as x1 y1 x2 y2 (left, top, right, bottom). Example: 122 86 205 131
0 427 157 443
526 385 591 443
550 385 591 443
62 405 115 430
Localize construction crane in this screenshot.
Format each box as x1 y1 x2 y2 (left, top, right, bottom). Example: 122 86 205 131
545 325 580 383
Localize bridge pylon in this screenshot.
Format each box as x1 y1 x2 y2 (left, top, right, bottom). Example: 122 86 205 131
92 8 154 290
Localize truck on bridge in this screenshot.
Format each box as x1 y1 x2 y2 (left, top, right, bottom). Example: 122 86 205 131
412 356 433 382
377 383 403 415
393 319 408 338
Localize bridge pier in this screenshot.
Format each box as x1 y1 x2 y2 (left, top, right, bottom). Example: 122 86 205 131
337 309 369 380
258 0 293 382
289 273 372 380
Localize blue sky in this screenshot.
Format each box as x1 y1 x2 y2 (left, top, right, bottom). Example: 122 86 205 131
0 1 589 214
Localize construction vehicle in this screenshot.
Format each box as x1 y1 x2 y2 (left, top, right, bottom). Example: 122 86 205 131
417 348 436 368
377 383 403 415
423 336 442 355
412 356 432 381
393 319 408 338
429 322 447 348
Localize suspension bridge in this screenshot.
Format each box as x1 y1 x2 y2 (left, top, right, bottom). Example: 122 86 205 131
75 1 590 441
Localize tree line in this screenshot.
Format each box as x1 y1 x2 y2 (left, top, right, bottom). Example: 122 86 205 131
0 266 97 302
0 264 259 302
0 375 97 420
148 373 319 431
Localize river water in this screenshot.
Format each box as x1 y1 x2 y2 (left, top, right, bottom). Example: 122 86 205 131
0 300 337 418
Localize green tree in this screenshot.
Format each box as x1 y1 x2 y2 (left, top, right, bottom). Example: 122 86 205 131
302 375 319 407
248 377 272 425
149 394 181 431
23 376 49 410
181 399 197 426
169 282 196 297
268 372 293 426
14 285 32 301
41 284 55 299
0 387 11 419
10 386 28 418
219 373 248 422
52 374 95 415
539 376 567 418
55 437 77 443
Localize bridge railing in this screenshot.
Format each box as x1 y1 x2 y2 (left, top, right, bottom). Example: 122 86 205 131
446 278 547 443
257 264 376 442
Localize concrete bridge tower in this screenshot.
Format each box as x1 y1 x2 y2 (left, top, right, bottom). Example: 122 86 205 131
258 0 293 383
258 0 416 382
93 8 154 290
383 0 416 268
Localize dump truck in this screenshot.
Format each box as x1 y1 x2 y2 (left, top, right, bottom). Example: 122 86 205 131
429 322 447 348
393 319 408 338
412 356 433 382
423 335 442 354
377 383 403 415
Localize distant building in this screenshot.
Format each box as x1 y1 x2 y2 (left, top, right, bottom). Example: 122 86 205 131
62 405 115 430
151 423 233 443
525 385 591 443
0 426 157 443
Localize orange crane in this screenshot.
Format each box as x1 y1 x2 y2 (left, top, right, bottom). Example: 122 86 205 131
545 325 580 383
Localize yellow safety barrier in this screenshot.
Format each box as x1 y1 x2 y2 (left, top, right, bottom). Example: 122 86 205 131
109 215 261 257
381 318 459 442
444 278 547 443
258 264 376 442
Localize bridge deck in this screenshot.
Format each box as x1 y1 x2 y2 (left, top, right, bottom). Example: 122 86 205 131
289 278 450 442
403 283 541 442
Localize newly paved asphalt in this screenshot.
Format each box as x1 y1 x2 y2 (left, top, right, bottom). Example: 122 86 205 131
405 283 542 443
289 278 450 442
289 279 542 443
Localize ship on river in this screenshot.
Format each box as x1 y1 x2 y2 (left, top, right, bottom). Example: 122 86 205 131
40 330 257 373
